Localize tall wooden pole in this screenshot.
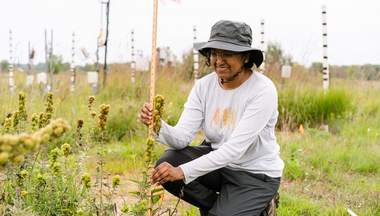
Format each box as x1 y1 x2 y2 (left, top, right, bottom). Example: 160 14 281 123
131 29 136 83
260 19 265 74
70 32 76 92
193 25 199 84
149 0 159 139
50 30 54 91
9 30 14 93
322 5 329 90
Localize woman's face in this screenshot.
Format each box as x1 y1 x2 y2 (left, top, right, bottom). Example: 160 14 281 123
210 49 247 80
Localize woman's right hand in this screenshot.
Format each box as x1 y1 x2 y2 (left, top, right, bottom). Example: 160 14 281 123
140 103 153 126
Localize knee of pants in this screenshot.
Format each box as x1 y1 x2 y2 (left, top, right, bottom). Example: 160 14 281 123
154 150 192 169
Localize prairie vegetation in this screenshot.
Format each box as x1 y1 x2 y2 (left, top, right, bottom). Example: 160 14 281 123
0 46 379 215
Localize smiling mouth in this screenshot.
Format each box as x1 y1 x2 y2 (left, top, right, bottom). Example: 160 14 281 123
216 66 229 71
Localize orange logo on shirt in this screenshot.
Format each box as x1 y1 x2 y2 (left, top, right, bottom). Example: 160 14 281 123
210 107 237 133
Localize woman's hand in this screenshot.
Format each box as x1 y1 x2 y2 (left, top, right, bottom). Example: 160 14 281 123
140 103 153 126
151 162 184 186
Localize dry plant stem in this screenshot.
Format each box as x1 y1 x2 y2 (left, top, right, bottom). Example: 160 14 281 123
169 186 184 216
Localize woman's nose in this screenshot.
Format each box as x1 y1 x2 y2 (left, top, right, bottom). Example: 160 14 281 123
216 55 225 64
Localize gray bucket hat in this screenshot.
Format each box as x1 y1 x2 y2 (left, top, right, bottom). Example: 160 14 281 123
193 20 263 68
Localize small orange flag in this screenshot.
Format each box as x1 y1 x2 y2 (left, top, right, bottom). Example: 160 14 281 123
299 124 304 134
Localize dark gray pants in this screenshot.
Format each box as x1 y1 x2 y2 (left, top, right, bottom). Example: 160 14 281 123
155 140 281 216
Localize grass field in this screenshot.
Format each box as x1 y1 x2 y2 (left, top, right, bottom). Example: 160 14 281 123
0 61 379 215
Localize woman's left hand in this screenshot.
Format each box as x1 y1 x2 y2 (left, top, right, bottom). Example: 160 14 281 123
151 162 184 186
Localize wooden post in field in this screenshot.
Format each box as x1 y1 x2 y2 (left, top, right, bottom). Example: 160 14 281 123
70 32 76 92
193 25 199 84
148 0 158 215
131 29 136 83
149 0 158 140
9 30 14 93
259 19 265 74
322 5 329 90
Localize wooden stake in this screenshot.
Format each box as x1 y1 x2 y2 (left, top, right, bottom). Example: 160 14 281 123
149 0 159 140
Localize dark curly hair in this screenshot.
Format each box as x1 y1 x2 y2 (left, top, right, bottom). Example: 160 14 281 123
202 49 256 68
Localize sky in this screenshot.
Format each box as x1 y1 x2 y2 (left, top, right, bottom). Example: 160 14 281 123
0 0 380 68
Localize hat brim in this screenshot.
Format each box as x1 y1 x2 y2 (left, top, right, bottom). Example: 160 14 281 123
194 40 263 68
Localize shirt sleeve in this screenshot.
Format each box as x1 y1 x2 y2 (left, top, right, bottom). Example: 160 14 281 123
179 85 278 184
155 81 204 150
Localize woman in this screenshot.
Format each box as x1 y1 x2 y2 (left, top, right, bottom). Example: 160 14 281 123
140 20 284 216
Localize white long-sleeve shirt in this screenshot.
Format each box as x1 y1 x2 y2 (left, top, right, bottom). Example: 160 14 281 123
156 71 284 184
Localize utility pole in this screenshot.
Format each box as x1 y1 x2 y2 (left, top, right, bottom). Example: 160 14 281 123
103 0 110 87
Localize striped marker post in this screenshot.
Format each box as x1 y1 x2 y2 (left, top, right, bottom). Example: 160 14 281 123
322 6 329 90
9 30 14 93
131 29 135 83
259 19 265 74
70 32 76 92
193 25 199 84
50 30 53 91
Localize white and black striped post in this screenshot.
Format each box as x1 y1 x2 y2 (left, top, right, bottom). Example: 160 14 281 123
70 32 76 92
193 25 199 84
259 19 265 74
131 29 135 83
322 6 329 90
50 30 54 91
9 30 14 93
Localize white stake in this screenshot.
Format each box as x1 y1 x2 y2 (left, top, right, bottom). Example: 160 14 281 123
70 32 76 92
322 5 329 90
131 29 135 83
9 30 14 93
193 25 199 84
260 19 265 74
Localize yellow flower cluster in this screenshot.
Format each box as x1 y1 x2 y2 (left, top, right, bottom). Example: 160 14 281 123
153 95 165 135
20 170 28 179
21 191 28 198
4 118 12 134
52 163 60 175
31 113 38 131
145 138 155 163
61 143 71 157
81 173 92 188
50 148 59 166
88 96 95 111
45 92 54 125
112 175 121 188
12 111 19 130
0 118 71 170
18 91 28 122
98 104 110 131
38 112 45 129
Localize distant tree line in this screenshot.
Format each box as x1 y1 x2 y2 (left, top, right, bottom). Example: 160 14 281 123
309 62 380 81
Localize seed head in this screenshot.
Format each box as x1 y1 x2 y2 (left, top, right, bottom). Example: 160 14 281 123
61 143 71 157
112 175 121 188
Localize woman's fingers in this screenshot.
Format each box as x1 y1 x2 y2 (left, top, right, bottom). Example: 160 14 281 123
140 103 153 126
151 162 185 186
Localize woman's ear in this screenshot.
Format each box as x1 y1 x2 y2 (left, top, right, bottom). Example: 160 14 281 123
244 53 250 63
